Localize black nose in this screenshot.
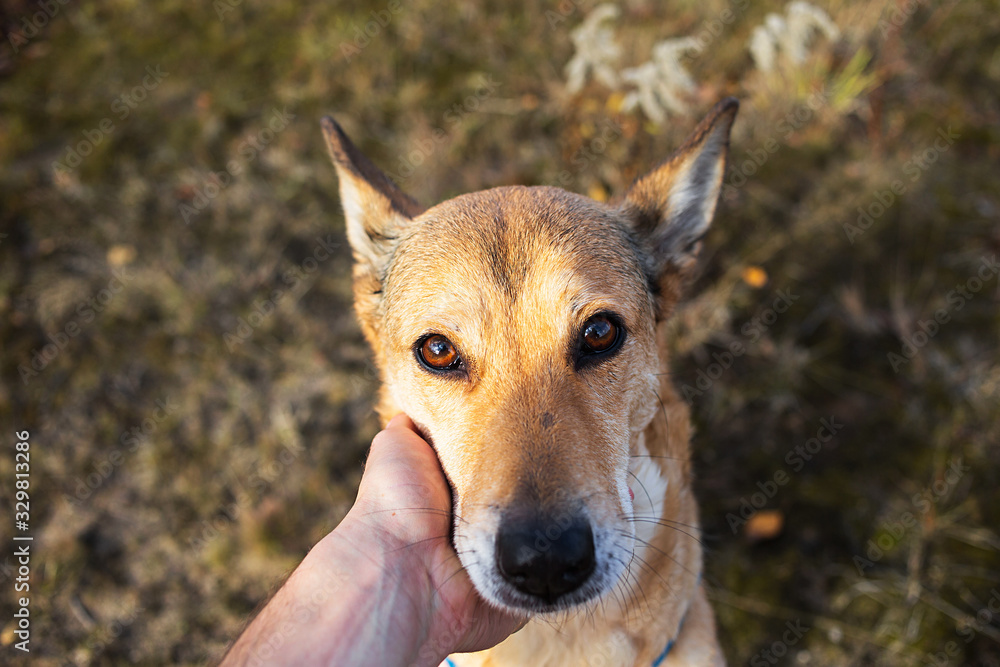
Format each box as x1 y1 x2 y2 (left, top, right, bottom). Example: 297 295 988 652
495 515 596 603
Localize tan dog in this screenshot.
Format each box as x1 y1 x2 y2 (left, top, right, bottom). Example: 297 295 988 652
322 98 738 667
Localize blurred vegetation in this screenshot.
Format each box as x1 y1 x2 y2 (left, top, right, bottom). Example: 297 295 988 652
1 0 998 665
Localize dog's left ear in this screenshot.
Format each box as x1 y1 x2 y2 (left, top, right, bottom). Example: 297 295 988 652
320 116 423 273
620 98 738 311
321 117 424 336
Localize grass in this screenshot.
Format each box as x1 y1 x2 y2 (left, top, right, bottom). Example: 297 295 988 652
1 0 998 664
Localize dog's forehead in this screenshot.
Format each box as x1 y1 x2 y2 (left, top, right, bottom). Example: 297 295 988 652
382 185 652 330
393 185 647 290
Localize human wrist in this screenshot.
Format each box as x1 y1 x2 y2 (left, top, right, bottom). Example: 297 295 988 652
307 514 447 667
333 512 478 667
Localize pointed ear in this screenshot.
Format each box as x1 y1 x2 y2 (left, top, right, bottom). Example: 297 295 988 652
620 98 738 307
322 117 423 345
320 116 423 273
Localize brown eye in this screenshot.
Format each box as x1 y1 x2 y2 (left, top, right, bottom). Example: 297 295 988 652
581 315 622 355
418 334 462 371
576 313 625 370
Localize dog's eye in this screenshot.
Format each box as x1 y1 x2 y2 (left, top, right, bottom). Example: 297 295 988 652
417 334 462 372
580 314 622 355
582 316 618 353
575 314 625 370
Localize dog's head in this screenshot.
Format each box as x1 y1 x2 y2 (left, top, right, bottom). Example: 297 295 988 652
323 99 737 614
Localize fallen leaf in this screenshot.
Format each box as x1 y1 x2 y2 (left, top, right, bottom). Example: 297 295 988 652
746 509 784 541
742 265 768 288
107 244 137 267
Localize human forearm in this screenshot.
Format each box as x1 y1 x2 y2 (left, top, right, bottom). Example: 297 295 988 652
222 519 443 667
222 415 524 666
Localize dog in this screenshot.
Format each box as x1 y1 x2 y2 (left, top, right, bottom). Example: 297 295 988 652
321 97 738 666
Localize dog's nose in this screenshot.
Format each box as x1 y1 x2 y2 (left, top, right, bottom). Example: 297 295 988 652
495 515 596 603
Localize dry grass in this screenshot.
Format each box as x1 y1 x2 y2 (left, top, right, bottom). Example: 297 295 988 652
1 0 998 664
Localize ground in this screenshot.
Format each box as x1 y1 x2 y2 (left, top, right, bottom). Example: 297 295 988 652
0 0 998 665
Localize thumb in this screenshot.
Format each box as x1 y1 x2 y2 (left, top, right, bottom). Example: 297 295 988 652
354 413 452 519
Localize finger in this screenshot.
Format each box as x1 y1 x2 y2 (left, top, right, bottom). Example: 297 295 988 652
358 414 449 511
366 414 435 472
385 412 417 432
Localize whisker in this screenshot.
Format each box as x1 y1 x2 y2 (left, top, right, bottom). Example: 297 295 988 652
612 553 647 613
433 561 471 598
622 518 704 544
624 532 702 581
627 552 675 596
626 469 657 512
625 514 703 532
626 553 686 622
428 551 468 579
654 389 670 427
629 453 685 462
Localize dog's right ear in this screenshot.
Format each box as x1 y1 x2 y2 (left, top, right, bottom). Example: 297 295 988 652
619 98 738 318
320 116 423 277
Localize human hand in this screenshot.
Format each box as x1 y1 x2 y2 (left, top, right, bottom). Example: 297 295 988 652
222 414 524 667
339 413 527 657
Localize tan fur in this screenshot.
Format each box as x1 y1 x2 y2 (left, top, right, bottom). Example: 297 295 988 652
322 99 738 667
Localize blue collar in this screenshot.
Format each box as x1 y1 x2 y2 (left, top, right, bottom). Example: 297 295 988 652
649 595 690 666
650 636 676 667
